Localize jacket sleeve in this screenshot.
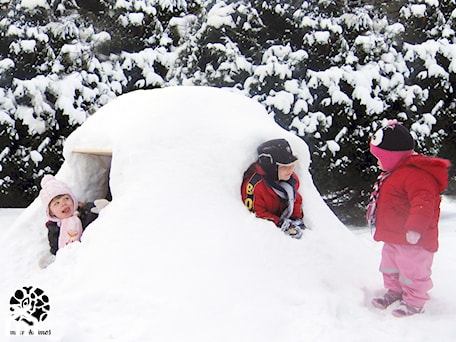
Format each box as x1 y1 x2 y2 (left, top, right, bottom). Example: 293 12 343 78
252 189 281 226
291 175 303 219
79 202 99 230
403 169 440 234
46 221 59 255
242 174 281 225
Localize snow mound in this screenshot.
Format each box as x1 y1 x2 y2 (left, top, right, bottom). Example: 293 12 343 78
2 87 380 341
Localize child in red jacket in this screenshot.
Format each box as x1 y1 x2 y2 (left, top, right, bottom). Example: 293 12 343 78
367 120 451 317
241 139 305 238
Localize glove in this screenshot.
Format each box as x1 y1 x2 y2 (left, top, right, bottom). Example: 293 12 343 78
290 218 307 230
279 219 303 239
286 226 303 239
406 231 421 245
279 218 292 231
91 199 110 214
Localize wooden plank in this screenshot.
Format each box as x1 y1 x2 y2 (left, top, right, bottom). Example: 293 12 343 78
72 148 113 156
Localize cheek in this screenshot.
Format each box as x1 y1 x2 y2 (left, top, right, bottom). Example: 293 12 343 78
279 168 291 179
48 208 56 217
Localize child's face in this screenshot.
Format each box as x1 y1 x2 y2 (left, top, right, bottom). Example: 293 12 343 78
49 194 74 219
278 164 295 181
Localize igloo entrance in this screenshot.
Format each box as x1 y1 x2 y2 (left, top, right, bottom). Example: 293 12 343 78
68 148 112 202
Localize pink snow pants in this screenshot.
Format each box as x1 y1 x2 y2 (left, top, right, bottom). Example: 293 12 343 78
380 243 434 308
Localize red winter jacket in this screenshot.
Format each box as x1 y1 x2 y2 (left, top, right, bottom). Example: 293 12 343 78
373 154 450 252
241 164 303 226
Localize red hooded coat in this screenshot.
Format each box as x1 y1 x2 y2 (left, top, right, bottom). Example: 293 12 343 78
373 154 451 252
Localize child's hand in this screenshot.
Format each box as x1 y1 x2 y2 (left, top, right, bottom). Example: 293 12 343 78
291 218 306 230
286 226 303 239
91 199 110 214
279 218 292 232
406 231 421 244
279 219 303 239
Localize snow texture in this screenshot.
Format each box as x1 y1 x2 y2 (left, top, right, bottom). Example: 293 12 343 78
1 87 456 341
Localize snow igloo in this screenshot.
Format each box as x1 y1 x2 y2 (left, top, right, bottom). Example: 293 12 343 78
2 86 378 342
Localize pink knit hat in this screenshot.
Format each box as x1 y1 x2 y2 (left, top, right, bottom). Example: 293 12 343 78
39 175 78 220
370 119 415 171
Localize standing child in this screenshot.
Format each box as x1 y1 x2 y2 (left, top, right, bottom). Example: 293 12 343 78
367 120 450 317
241 138 306 238
39 175 108 262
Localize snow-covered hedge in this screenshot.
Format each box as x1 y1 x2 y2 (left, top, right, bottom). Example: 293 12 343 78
0 0 455 224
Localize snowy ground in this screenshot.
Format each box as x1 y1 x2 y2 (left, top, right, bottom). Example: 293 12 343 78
0 209 23 228
1 87 455 342
2 199 456 342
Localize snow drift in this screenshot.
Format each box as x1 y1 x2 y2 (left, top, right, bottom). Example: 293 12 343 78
1 87 422 341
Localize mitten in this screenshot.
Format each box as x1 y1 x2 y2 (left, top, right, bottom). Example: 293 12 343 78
291 218 307 230
91 199 110 214
58 215 83 249
286 225 303 239
279 218 303 239
279 218 292 232
406 231 421 245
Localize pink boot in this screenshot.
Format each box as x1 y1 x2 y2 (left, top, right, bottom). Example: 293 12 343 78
392 301 424 317
372 290 402 309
